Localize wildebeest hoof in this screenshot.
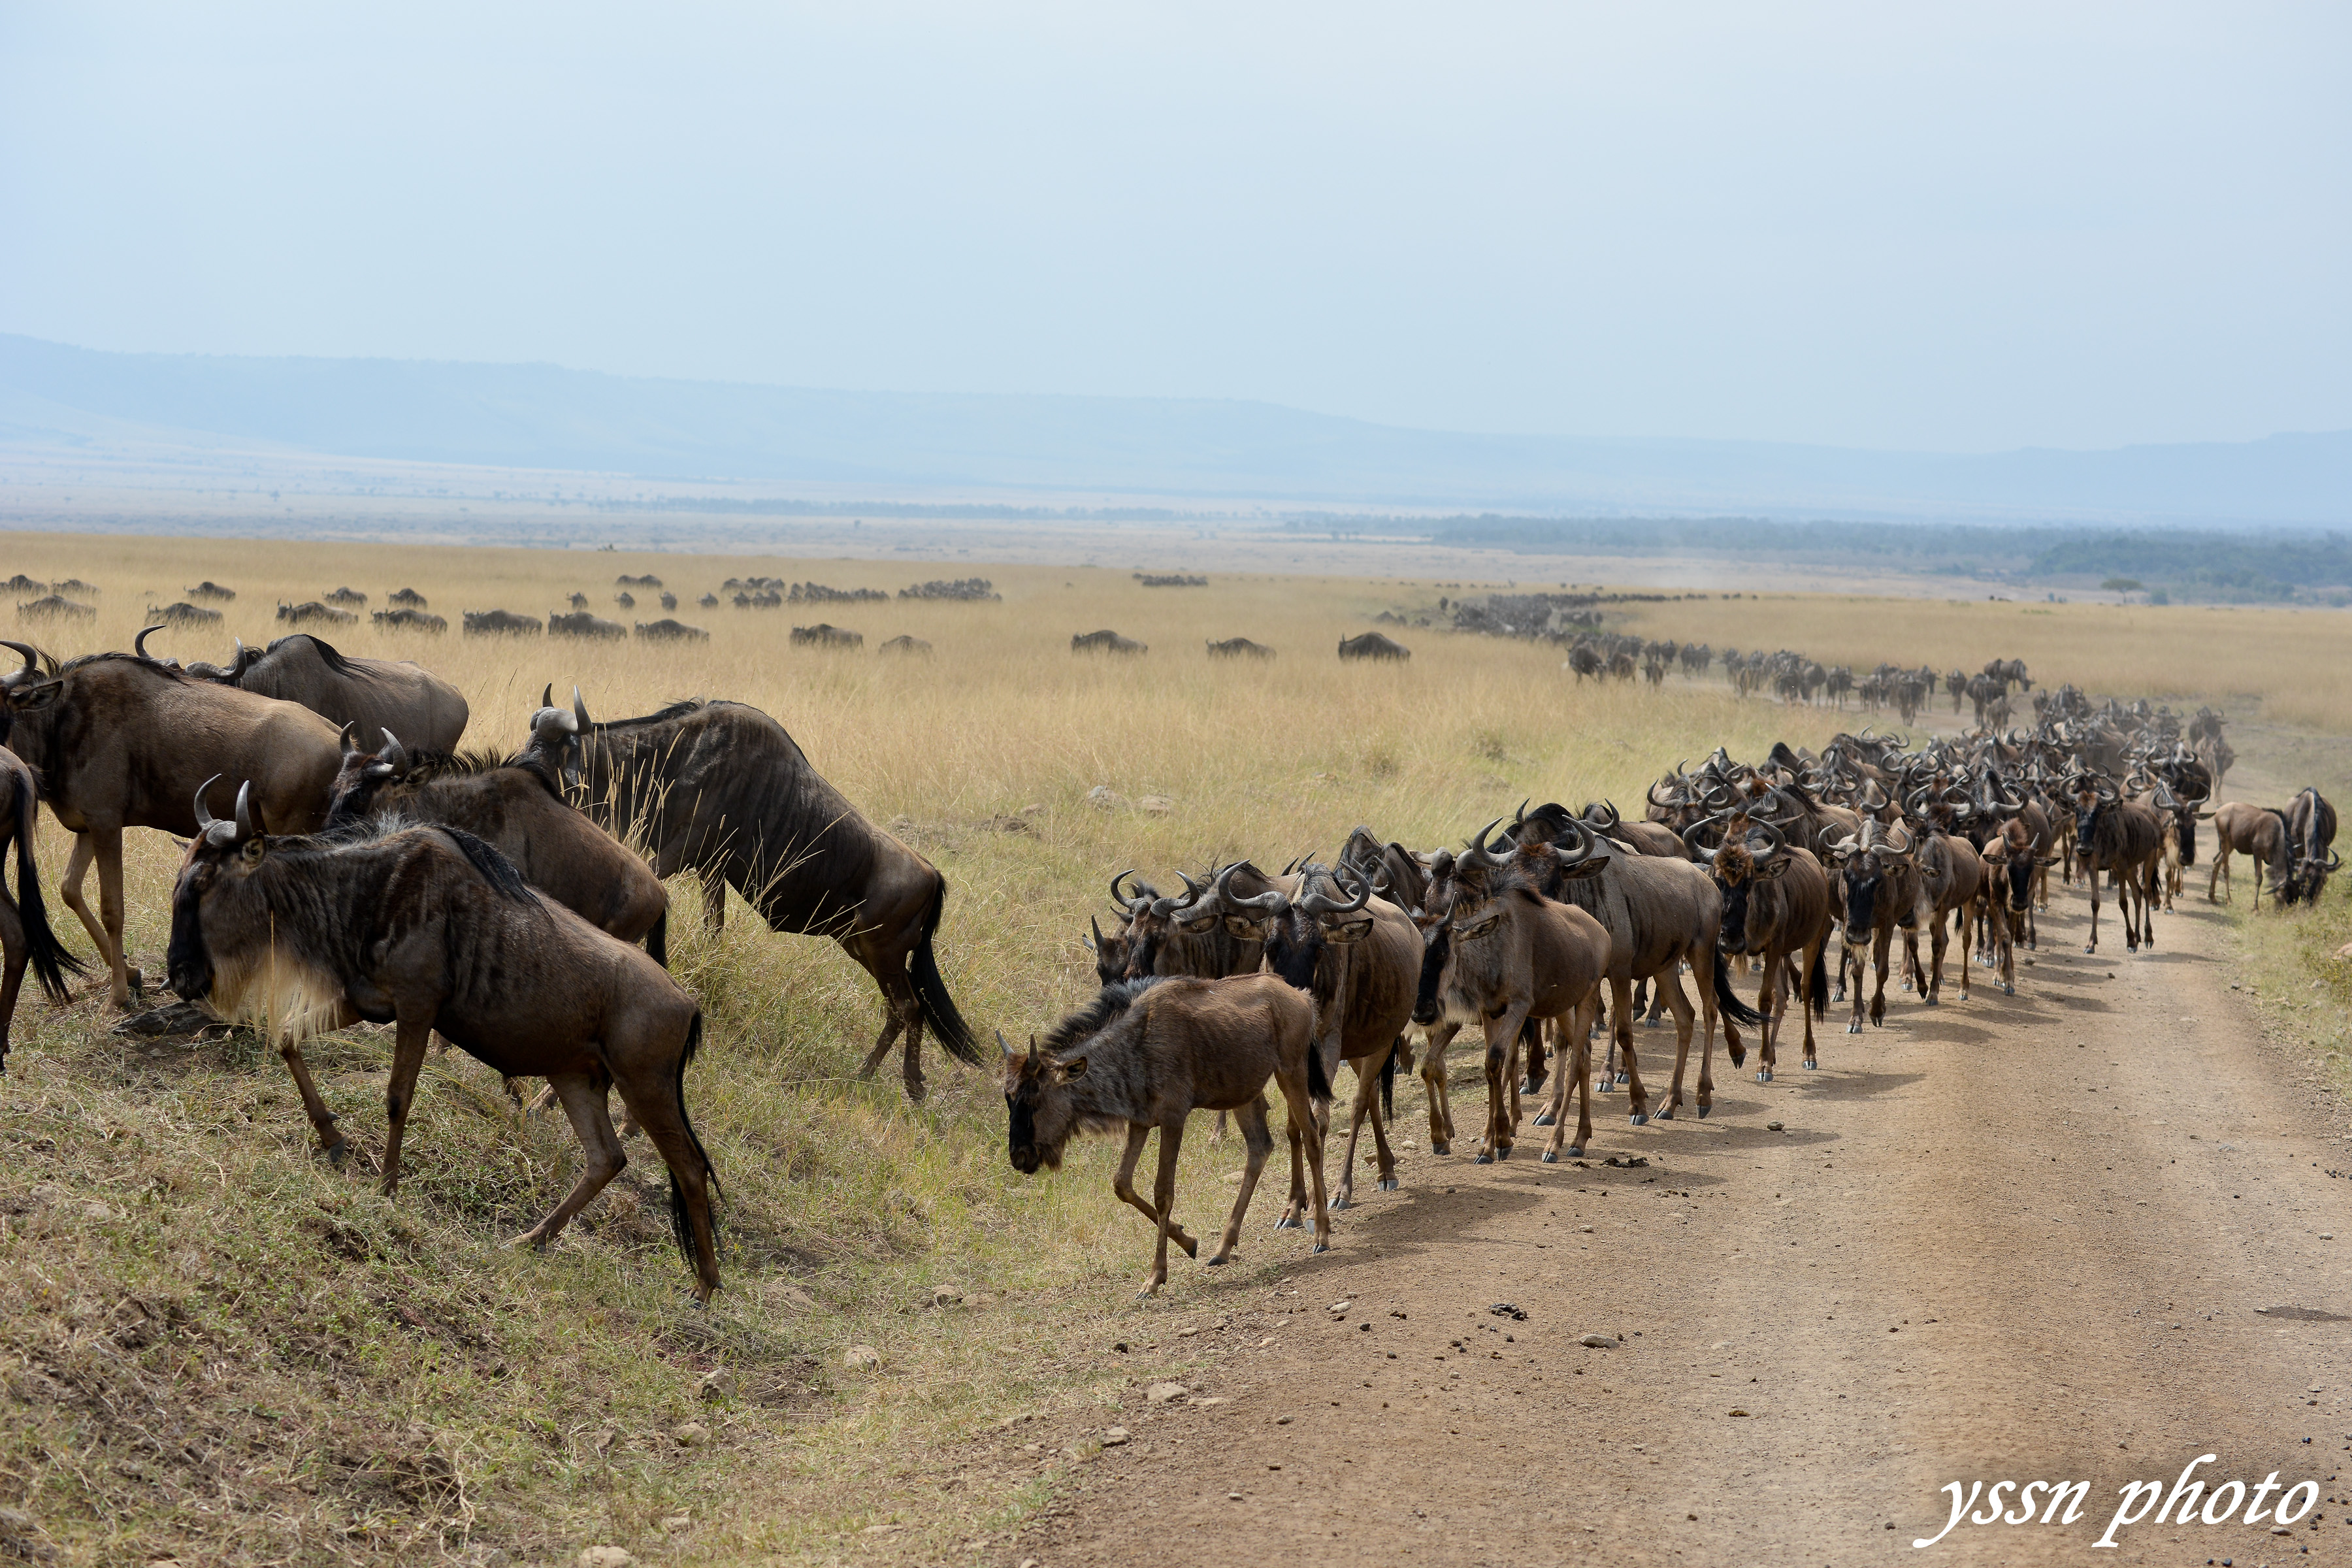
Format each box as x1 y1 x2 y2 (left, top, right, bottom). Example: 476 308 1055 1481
1313 1241 1330 1254
1563 1143 1584 1158
1533 1110 1555 1126
508 1228 552 1252
1629 1113 1647 1126
323 1139 351 1168
903 1079 929 1104
2002 983 2015 995
1756 1068 1773 1083
1696 1105 1711 1119
1378 1178 1397 1191
1596 1079 1614 1094
1273 1213 1301 1230
1846 1021 1862 1035
1614 1071 1629 1085
1474 1151 1493 1164
1206 1252 1232 1267
1430 1141 1451 1156
1923 996 1939 1007
1802 1060 1817 1070
1331 1195 1351 1211
1541 1149 1558 1163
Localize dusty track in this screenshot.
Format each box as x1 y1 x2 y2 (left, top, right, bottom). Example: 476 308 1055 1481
1010 799 2352 1564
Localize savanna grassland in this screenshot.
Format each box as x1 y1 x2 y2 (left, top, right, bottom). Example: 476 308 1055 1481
1 529 2348 1568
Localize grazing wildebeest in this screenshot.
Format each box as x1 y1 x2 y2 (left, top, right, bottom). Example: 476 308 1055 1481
1688 819 1832 1081
1190 862 1419 1211
2069 772 2164 953
615 592 636 611
2284 787 2341 905
372 608 448 633
323 587 367 608
550 611 626 640
463 610 542 636
17 596 93 621
514 690 975 1100
698 592 720 609
1207 637 1275 660
1410 821 1610 1162
329 728 667 961
0 641 341 1008
167 796 721 1299
186 581 236 602
387 588 427 608
877 634 930 655
1565 644 1604 682
150 631 470 753
278 601 357 627
1338 632 1411 662
1072 629 1147 655
1001 974 1330 1295
2206 800 2293 908
791 623 864 649
0 748 82 1068
144 602 222 627
636 619 710 642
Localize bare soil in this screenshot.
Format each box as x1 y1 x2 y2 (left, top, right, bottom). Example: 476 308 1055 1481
991 765 2352 1565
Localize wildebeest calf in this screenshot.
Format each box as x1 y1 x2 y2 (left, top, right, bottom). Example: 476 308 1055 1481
1002 973 1330 1296
167 785 721 1299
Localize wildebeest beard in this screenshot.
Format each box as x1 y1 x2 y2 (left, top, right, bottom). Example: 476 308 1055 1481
1840 860 1881 940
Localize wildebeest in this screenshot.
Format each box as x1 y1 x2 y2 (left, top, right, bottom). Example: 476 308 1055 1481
1410 821 1610 1162
636 619 710 643
2069 772 2164 953
1072 629 1146 655
166 797 721 1299
617 574 662 589
144 602 223 627
0 748 82 1068
278 601 357 627
1188 861 1420 1210
1688 819 1833 1081
567 592 591 610
698 593 721 609
1206 638 1275 660
659 591 678 612
463 610 542 636
323 587 368 608
514 691 975 1100
372 608 448 633
387 588 427 608
151 631 470 754
1338 632 1410 662
1977 819 2050 996
877 634 930 656
1906 829 1987 1005
1827 819 1922 1030
186 581 236 602
0 641 342 1007
549 611 627 640
615 591 637 611
791 623 864 649
329 728 667 962
2284 787 2340 905
2206 800 2293 908
1002 973 1331 1294
17 596 93 621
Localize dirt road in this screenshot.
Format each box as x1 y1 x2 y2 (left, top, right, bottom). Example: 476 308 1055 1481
1009 801 2352 1564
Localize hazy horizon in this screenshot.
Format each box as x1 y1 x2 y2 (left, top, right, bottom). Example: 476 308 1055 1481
3 3 2346 457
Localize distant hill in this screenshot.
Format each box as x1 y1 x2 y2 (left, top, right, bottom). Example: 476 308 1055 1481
1 333 2345 525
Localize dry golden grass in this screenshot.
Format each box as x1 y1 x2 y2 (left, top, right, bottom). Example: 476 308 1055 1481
0 529 2344 1566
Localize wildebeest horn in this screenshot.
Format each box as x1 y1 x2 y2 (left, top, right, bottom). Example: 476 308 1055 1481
1154 869 1209 917
1746 820 1786 861
1512 798 1529 828
134 625 165 660
0 640 38 678
193 774 223 833
998 1029 1017 1059
1215 862 1286 915
1299 868 1373 917
233 781 256 840
542 683 554 709
1466 819 1514 868
1554 817 1609 870
1884 821 1914 855
1679 819 1720 865
1087 914 1105 951
572 686 591 733
1109 870 1142 908
380 728 410 774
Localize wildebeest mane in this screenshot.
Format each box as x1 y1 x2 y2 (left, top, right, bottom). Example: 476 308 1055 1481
56 649 186 683
263 820 540 906
402 745 559 796
1042 975 1167 1057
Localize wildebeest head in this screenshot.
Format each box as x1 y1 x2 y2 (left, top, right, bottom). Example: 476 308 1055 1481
1983 817 2050 916
165 775 269 1007
1228 863 1375 995
1826 820 1911 942
1105 869 1181 981
2069 772 2118 857
523 683 595 791
1689 819 1789 951
327 723 412 825
999 1029 1091 1174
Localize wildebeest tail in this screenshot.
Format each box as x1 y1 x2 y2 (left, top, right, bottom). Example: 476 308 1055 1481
1711 956 1766 1028
911 874 978 1064
10 785 81 1004
646 906 668 968
1379 1043 1396 1120
1808 948 1829 1020
1307 1031 1334 1109
668 1009 723 1273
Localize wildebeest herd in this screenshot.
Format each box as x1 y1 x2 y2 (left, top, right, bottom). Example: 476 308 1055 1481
0 608 2335 1307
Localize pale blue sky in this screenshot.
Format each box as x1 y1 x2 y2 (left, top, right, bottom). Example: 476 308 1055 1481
2 2 2344 452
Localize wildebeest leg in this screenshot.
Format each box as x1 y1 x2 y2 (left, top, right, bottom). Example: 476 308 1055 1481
1610 974 1650 1123
1842 938 1865 1034
700 867 726 933
1277 1112 1308 1229
512 1070 625 1253
275 1035 349 1164
1799 940 1825 1068
1420 1022 1460 1154
1209 1096 1275 1265
608 1039 723 1300
1269 1064 1331 1255
1141 1120 1188 1296
1333 1049 1380 1210
378 1013 440 1197
1654 975 1697 1119
1518 1016 1547 1096
1754 960 1782 1083
2083 863 2102 953
1869 925 1892 1028
1111 1122 1200 1258
1351 1041 1400 1195
2208 841 2227 904
0 898 24 1070
91 827 134 1007
57 833 109 992
853 973 920 1101
1476 1003 1531 1162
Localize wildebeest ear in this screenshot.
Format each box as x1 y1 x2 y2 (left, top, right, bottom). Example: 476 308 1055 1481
338 721 360 757
1324 917 1375 944
1222 915 1263 940
1059 1055 1088 1079
10 680 59 710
